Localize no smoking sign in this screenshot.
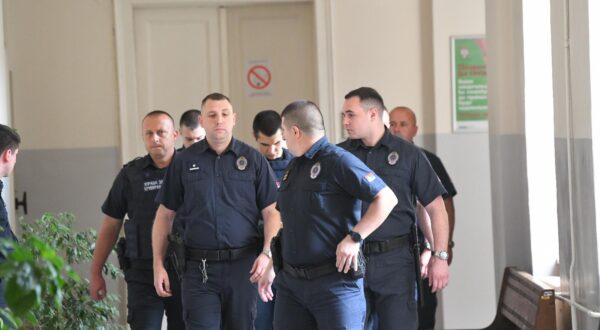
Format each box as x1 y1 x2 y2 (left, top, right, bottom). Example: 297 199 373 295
245 60 272 96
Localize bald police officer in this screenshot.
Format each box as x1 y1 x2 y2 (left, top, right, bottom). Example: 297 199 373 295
152 93 281 329
90 111 184 329
338 87 449 330
259 100 397 329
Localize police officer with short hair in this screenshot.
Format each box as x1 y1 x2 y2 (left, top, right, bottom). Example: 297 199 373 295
152 93 281 329
338 87 450 330
89 110 184 329
258 100 398 330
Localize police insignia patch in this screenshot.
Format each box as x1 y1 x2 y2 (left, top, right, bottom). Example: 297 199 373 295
310 162 321 179
236 156 248 171
387 151 399 165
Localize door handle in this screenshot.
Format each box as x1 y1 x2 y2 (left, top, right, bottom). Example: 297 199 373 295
15 191 27 215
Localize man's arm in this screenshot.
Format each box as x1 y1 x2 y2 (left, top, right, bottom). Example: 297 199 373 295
424 195 449 292
153 204 176 297
337 186 398 273
444 197 455 265
250 203 281 283
89 216 122 300
417 202 433 278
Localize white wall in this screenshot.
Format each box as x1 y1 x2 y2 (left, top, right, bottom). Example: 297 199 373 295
432 1 496 328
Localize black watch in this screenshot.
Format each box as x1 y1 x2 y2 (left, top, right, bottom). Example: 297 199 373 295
349 230 363 243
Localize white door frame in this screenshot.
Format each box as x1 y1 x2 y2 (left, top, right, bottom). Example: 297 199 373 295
114 0 336 163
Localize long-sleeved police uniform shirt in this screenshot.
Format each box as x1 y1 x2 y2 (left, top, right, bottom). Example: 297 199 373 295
338 129 447 242
277 137 387 267
156 138 278 250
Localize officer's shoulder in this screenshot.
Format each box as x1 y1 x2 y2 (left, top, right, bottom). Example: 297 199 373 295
387 134 421 154
235 140 265 159
123 156 146 168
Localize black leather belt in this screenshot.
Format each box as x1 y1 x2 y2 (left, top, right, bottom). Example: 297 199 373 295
363 234 410 255
283 260 337 280
186 244 256 262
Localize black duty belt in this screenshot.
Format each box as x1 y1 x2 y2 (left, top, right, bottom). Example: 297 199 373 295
363 234 410 255
283 260 337 281
186 244 256 262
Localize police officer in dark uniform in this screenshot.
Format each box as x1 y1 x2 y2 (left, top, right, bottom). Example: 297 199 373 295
251 110 293 330
90 111 184 329
152 93 281 330
389 105 457 330
338 87 450 330
258 100 398 330
0 124 20 311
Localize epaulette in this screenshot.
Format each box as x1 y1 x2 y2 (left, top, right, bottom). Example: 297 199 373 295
123 156 144 168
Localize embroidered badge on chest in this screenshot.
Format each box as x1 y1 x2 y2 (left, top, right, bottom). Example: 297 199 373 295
387 151 399 166
236 156 248 171
310 162 321 179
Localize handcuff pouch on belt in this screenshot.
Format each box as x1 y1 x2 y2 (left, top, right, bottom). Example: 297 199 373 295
116 237 130 271
168 233 186 280
270 229 283 274
411 224 425 307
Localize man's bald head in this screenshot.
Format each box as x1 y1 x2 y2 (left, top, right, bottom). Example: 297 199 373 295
389 106 418 141
281 100 325 136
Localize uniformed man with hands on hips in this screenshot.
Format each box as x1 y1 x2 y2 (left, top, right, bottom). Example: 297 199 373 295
338 87 450 330
258 100 398 330
89 110 184 330
152 93 282 329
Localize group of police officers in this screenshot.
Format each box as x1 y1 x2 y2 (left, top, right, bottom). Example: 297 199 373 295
89 87 451 330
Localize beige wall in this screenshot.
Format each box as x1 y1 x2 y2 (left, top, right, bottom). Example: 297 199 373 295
330 0 432 138
5 0 119 150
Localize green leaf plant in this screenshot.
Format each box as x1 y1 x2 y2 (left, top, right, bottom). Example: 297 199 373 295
0 213 124 329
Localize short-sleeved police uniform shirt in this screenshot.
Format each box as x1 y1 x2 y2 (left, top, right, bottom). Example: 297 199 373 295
102 155 168 259
338 129 446 241
421 148 457 199
156 138 278 249
277 137 387 267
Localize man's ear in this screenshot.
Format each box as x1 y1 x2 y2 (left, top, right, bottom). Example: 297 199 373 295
292 126 301 138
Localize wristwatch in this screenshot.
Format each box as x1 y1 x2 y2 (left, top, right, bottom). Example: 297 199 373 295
423 240 432 251
432 250 449 261
348 230 363 243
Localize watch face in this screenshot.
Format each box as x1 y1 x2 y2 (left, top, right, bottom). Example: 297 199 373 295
435 250 449 260
350 231 362 243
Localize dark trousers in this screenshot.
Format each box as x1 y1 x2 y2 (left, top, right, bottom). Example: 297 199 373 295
273 270 366 330
126 269 184 330
181 256 257 330
255 288 275 330
418 277 437 330
364 247 417 330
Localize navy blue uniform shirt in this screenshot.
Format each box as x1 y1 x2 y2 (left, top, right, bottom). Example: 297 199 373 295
277 137 387 267
338 129 446 241
421 148 457 199
268 148 293 187
0 181 16 242
156 138 278 249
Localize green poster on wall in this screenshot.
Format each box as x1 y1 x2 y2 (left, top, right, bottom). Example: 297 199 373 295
452 36 488 132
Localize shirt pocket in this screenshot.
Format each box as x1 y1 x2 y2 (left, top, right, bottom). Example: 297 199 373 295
304 181 329 209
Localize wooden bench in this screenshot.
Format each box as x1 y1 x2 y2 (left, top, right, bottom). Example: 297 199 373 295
483 267 557 330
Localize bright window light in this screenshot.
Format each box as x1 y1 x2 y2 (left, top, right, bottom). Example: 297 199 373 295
522 0 559 276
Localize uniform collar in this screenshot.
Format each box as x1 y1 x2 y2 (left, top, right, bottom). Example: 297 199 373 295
145 148 177 169
193 137 242 156
346 127 394 150
304 136 328 159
